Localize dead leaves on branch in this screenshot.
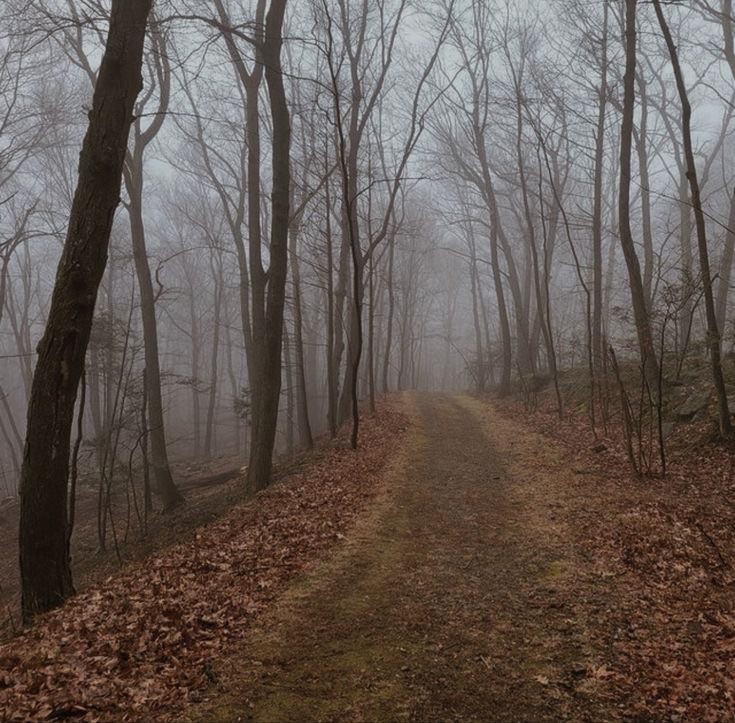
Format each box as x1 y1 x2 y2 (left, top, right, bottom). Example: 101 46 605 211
0 408 408 722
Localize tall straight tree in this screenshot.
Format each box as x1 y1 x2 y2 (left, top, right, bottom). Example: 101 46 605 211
247 0 290 490
591 0 608 403
19 0 152 621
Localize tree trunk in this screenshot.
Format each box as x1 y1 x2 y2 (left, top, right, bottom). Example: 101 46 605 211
331 205 352 426
244 69 265 466
367 249 377 413
592 0 608 416
382 232 396 393
468 231 485 393
636 70 654 308
618 0 659 394
283 325 295 456
653 0 731 435
125 156 182 509
188 283 201 458
513 74 558 403
716 188 735 332
222 297 243 457
490 221 512 395
246 0 290 491
325 167 338 437
471 120 513 392
204 256 222 459
19 0 152 622
336 176 362 431
288 224 314 449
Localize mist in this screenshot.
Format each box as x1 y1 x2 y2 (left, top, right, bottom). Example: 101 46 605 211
2 0 735 720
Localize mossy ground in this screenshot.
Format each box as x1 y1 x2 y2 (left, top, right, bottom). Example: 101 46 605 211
185 393 621 722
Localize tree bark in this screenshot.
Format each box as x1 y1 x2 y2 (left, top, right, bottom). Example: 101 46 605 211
246 0 290 491
592 0 608 416
382 231 396 393
325 162 338 437
716 188 735 331
204 255 222 459
187 279 201 458
636 70 654 308
288 220 314 449
653 0 731 435
618 0 659 394
125 155 182 509
468 226 485 392
367 248 376 413
19 0 152 621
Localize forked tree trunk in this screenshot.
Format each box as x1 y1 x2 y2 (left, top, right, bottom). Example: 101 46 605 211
512 69 557 400
471 119 512 393
19 0 152 622
618 0 659 395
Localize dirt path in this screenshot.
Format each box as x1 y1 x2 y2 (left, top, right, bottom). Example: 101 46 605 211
190 394 621 722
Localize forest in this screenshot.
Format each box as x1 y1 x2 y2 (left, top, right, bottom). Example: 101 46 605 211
3 0 735 720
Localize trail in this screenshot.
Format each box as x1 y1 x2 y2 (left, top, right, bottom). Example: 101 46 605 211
192 394 619 722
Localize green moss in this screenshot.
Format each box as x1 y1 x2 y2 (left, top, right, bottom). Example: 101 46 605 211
546 559 567 579
186 398 427 723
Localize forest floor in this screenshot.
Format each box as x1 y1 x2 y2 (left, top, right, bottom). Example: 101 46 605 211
187 393 624 723
0 457 249 639
0 404 408 721
3 392 735 721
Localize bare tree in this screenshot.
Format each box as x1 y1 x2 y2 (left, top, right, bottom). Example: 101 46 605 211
247 0 290 490
653 0 731 435
19 0 152 621
618 0 659 396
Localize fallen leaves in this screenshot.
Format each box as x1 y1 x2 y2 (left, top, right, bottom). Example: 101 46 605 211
0 406 408 722
495 394 735 721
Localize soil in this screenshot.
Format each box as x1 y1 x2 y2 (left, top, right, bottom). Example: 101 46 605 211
188 394 623 722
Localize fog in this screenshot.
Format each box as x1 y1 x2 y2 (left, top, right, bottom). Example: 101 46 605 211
2 0 735 619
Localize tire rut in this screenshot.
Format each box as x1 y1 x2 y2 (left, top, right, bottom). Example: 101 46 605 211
189 393 619 722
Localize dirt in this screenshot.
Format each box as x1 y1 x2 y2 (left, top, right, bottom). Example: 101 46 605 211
188 393 623 722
